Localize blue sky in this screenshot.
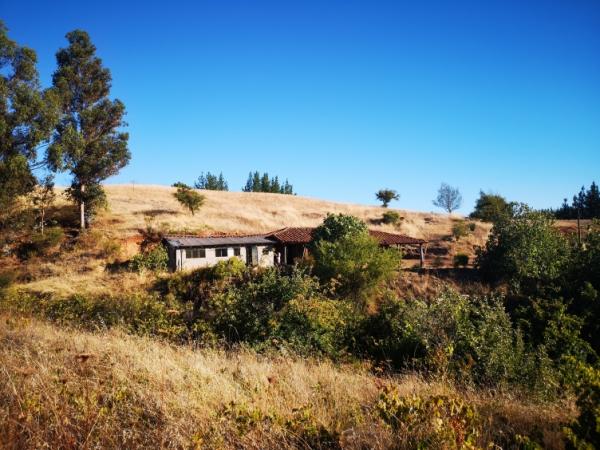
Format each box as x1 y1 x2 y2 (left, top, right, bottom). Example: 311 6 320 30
3 0 599 213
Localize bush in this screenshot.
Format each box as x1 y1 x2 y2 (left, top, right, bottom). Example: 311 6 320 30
468 222 476 232
312 232 402 299
452 221 469 241
197 267 321 345
274 296 354 358
130 245 169 273
356 292 541 388
20 226 64 257
0 290 187 339
453 253 469 268
382 210 401 225
477 205 570 290
311 213 367 244
376 387 483 448
564 361 600 448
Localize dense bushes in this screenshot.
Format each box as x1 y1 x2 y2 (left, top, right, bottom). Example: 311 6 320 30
129 244 169 272
0 290 187 339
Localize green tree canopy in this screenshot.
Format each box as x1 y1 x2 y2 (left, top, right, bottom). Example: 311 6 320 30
470 191 513 222
48 30 130 228
311 213 368 245
242 171 294 194
173 184 205 215
375 189 399 207
0 21 58 212
477 204 571 290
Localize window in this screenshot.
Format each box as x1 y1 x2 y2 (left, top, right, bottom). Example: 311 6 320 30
233 247 241 256
185 248 205 259
215 248 228 257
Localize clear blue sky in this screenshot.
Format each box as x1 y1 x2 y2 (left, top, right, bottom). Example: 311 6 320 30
3 0 599 213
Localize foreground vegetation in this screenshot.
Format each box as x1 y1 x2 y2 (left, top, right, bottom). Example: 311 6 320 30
0 315 573 449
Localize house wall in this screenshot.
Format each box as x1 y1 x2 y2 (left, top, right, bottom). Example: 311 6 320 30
173 245 276 271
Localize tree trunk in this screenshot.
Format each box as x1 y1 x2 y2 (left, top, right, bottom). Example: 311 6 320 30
41 209 45 235
80 184 86 229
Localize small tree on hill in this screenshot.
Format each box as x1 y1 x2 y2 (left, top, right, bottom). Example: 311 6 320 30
30 174 56 235
173 184 205 216
375 189 399 208
433 183 462 213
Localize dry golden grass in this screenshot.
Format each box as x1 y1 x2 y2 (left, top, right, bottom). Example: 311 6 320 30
95 184 491 242
0 315 573 449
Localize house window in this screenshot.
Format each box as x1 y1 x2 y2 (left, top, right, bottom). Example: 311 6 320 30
215 248 228 257
185 248 205 259
233 247 241 256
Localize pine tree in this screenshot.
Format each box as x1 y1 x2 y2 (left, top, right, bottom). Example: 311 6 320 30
48 30 130 229
217 172 228 191
252 171 261 192
585 182 600 219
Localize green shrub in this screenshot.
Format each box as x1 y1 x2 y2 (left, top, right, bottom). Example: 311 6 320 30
468 222 476 232
452 221 469 241
564 361 600 449
477 205 570 289
130 245 169 272
20 226 64 257
197 267 320 344
0 290 188 339
376 387 483 448
312 232 402 298
453 253 469 268
311 213 367 244
381 210 401 225
274 296 354 357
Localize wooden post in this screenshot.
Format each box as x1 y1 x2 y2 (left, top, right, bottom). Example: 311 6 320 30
419 244 425 268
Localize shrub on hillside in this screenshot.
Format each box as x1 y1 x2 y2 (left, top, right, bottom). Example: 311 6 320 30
376 387 484 448
0 290 187 339
477 205 570 290
311 213 368 244
312 232 402 299
130 245 169 273
197 267 321 345
453 253 469 268
452 221 469 241
19 226 64 258
382 210 401 225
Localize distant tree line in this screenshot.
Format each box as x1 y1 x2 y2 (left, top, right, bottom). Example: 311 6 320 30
243 171 294 194
550 182 600 220
194 172 228 191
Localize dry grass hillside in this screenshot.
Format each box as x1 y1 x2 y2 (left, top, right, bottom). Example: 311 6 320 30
94 184 475 238
5 184 491 296
0 315 572 449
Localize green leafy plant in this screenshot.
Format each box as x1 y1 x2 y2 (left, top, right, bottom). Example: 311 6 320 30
382 210 401 225
452 221 469 241
130 245 169 273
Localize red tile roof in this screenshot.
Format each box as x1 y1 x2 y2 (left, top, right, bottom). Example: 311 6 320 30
266 227 425 245
266 227 315 244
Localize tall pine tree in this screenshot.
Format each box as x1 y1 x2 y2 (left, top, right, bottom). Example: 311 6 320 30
48 30 130 229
